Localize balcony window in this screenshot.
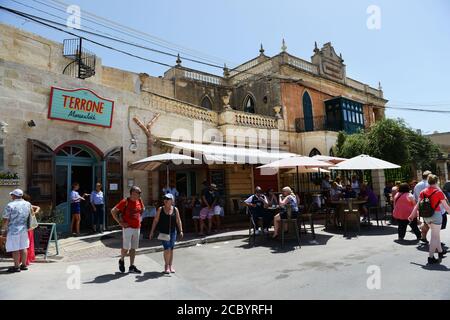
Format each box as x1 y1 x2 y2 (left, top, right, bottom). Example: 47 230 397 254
302 92 314 132
325 97 365 134
244 95 255 113
201 96 213 110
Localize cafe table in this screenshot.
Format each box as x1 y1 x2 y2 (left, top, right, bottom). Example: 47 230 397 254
329 199 367 229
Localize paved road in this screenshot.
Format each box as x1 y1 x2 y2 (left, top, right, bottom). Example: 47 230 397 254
1 225 449 299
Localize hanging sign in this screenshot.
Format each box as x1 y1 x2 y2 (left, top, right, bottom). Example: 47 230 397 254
48 87 114 128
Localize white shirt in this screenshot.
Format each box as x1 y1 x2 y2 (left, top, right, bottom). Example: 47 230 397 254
413 180 428 202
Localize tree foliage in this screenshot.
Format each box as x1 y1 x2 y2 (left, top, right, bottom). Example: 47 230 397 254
336 118 440 170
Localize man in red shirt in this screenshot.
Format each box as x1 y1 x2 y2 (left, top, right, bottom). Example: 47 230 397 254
111 186 145 274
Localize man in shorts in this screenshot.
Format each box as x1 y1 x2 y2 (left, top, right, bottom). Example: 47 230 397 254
199 183 217 235
2 189 32 273
111 186 145 274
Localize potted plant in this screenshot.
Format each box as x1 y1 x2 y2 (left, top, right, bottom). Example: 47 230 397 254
0 172 19 186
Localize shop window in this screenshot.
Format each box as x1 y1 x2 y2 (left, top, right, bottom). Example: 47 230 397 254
201 96 213 110
244 95 255 113
0 138 4 171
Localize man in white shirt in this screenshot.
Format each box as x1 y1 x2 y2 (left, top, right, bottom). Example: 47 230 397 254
413 171 431 243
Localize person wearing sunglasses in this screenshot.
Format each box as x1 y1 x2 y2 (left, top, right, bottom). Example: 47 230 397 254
150 193 184 274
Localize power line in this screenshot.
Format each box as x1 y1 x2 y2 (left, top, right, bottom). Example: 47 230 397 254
6 0 226 69
41 0 235 66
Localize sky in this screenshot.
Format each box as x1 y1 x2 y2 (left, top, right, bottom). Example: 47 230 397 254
1 0 449 134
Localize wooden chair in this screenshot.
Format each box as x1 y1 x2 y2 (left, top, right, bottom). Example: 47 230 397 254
343 208 360 237
280 206 301 248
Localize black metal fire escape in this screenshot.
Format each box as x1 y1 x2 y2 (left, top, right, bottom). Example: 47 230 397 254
63 38 96 79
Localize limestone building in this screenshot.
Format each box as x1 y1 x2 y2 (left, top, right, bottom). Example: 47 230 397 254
0 23 387 233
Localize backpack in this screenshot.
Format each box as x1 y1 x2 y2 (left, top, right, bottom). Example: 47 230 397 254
418 190 440 218
121 197 145 218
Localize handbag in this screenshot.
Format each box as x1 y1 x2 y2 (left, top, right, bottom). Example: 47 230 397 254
157 207 172 241
30 214 39 230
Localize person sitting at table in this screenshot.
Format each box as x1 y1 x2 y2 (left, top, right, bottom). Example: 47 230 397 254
384 181 393 200
343 184 357 199
330 182 342 201
321 175 331 192
359 183 379 222
272 187 299 238
245 186 270 235
335 177 344 192
266 188 279 207
351 175 360 194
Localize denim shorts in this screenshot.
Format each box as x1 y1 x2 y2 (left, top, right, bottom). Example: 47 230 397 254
71 202 81 215
423 211 443 225
162 231 177 250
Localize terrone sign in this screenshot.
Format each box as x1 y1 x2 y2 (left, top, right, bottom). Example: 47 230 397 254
48 87 114 128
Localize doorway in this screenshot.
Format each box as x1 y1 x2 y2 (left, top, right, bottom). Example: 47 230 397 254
55 145 103 234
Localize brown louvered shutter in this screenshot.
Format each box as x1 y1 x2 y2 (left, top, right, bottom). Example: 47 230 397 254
27 139 55 213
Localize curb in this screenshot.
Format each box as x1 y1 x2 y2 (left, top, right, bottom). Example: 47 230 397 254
135 233 249 255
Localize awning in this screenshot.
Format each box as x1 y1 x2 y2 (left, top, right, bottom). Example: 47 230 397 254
161 140 298 165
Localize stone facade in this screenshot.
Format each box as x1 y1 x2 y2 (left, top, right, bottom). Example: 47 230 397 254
0 23 389 225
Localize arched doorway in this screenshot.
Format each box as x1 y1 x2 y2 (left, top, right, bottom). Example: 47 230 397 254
55 143 104 233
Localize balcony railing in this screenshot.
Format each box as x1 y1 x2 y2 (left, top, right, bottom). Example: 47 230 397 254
295 116 341 133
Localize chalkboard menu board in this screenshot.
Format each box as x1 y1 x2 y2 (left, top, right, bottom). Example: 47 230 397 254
34 223 56 255
210 170 225 196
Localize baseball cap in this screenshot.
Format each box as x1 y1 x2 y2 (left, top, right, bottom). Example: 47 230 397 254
163 193 174 200
9 189 24 197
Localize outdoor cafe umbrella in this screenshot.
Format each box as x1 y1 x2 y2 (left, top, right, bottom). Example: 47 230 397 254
330 154 400 171
129 153 200 189
312 155 347 164
330 154 400 188
258 156 334 191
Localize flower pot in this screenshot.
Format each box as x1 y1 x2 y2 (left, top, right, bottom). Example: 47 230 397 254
0 179 20 186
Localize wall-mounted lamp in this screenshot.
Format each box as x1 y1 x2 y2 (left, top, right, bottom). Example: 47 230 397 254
129 135 138 153
27 120 36 128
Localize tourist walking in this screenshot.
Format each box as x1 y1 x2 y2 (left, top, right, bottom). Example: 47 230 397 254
149 193 184 274
413 171 432 243
111 186 145 274
90 183 105 233
2 189 32 273
393 183 421 241
409 175 450 264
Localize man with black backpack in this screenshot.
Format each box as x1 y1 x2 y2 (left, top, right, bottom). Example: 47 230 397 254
409 175 450 264
111 186 145 274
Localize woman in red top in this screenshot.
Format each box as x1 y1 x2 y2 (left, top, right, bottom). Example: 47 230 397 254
393 183 421 241
22 194 40 266
409 175 450 264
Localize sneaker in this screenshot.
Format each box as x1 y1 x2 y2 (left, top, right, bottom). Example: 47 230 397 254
128 265 142 274
19 264 28 271
427 257 440 265
420 238 429 244
119 259 125 273
169 265 176 273
7 267 20 273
